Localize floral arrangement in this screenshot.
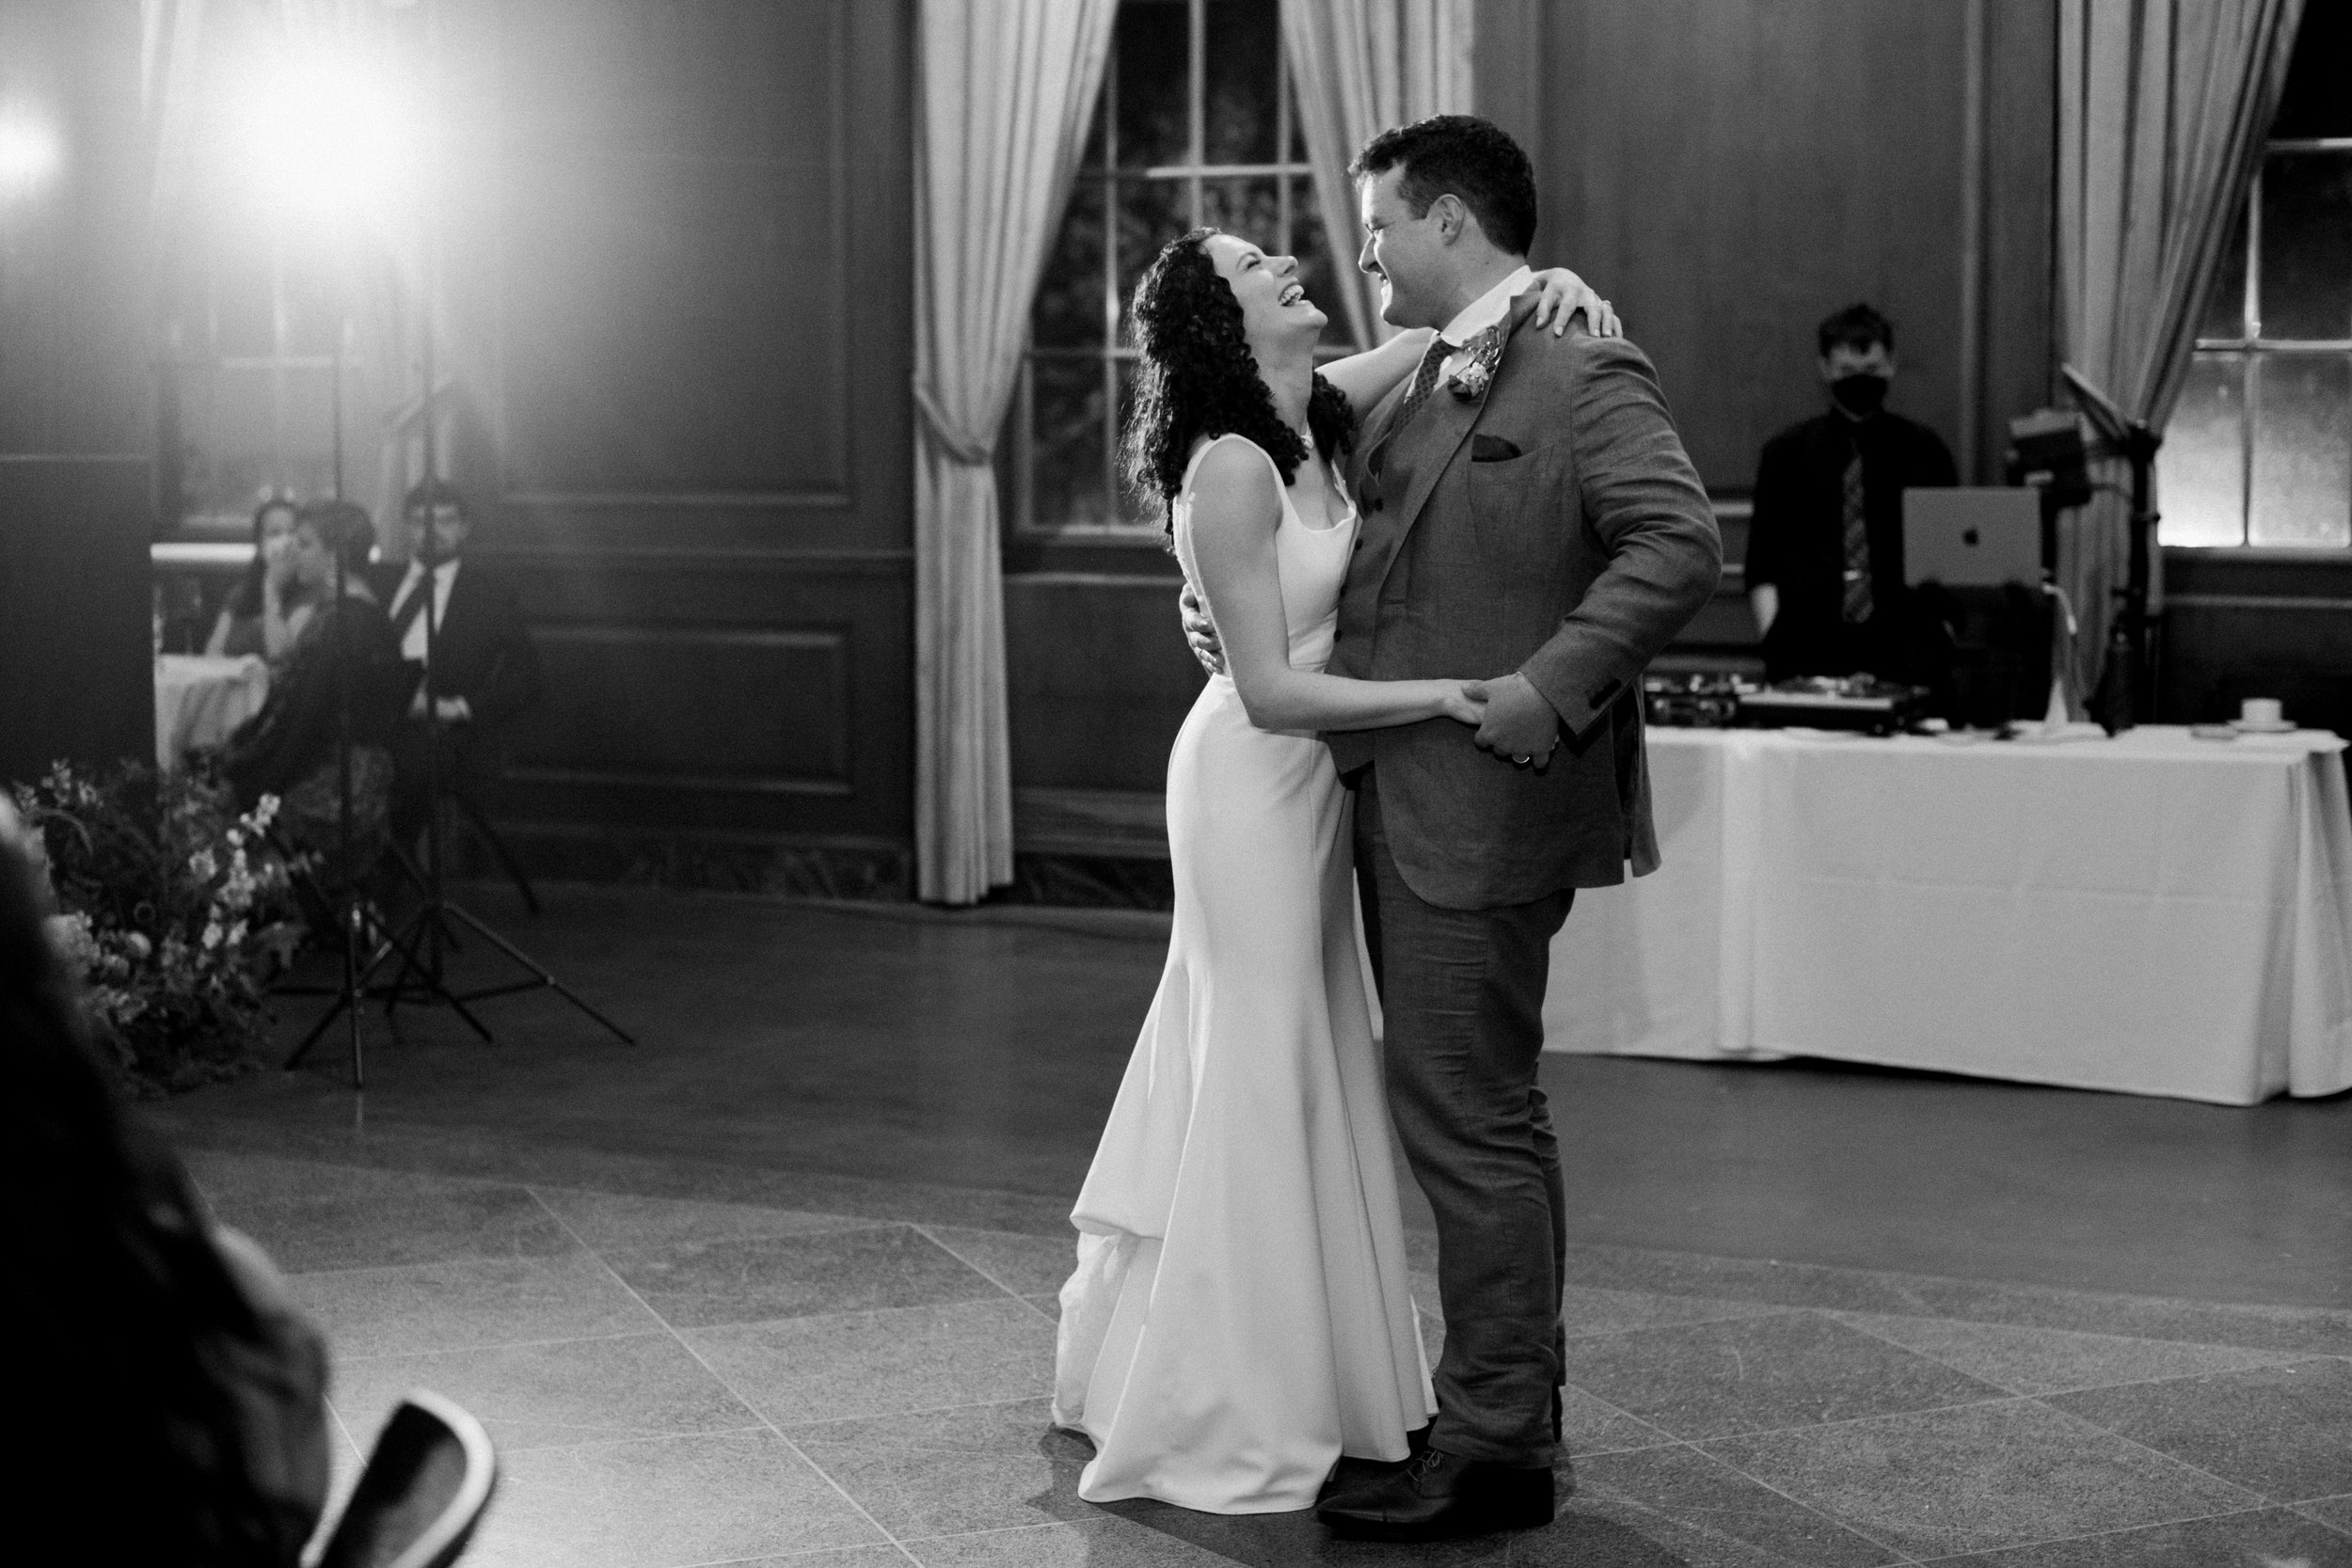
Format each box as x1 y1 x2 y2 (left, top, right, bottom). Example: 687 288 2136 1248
13 761 307 1096
1446 322 1508 401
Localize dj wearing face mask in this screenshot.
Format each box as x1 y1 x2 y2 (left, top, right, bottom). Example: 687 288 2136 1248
1743 303 1958 685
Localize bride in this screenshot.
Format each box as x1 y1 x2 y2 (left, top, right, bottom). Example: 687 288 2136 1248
1050 229 1613 1514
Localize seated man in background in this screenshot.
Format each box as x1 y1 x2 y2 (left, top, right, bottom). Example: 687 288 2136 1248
218 500 413 862
1743 303 1957 686
381 480 545 850
2 797 331 1562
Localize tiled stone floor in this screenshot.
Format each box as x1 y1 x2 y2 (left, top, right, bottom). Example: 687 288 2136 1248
146 886 2352 1565
181 1133 2352 1568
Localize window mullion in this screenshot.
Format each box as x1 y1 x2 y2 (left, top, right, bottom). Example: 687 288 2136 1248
1186 0 1205 227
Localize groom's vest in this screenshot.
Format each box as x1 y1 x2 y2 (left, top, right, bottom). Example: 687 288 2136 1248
1320 297 1720 911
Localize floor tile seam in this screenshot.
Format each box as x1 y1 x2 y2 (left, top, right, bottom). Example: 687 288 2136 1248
276 1243 596 1284
1899 1500 2303 1564
1823 1307 2324 1384
779 1394 1059 1439
908 1223 1059 1322
185 1117 1075 1237
1656 1437 1929 1565
1820 1309 2063 1402
677 1291 1051 1340
521 1180 897 1239
331 1325 678 1366
1573 1384 2028 1450
2293 1498 2352 1539
2018 1393 2285 1507
1562 1240 2352 1339
1559 1303 1805 1344
520 1184 914 1558
321 1390 365 1457
477 1420 778 1454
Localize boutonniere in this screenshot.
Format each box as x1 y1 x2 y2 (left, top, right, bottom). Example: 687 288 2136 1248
1446 324 1507 401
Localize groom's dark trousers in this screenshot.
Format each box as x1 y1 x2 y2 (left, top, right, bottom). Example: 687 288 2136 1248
1354 768 1573 1465
1327 300 1720 1471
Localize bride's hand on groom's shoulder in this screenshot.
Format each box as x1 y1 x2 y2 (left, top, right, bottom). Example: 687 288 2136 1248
1530 269 1621 340
1179 582 1226 675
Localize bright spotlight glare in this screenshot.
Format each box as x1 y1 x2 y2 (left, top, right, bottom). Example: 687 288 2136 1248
234 43 416 222
0 111 62 195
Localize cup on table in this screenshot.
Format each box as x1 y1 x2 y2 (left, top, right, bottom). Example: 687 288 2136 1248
2241 697 2285 727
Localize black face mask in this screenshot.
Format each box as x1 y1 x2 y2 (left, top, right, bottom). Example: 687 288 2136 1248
1831 372 1890 419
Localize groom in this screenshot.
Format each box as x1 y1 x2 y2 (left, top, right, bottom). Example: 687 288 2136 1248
1201 116 1720 1539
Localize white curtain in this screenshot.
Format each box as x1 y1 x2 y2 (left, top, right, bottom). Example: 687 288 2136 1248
2055 0 2304 697
1278 0 1474 352
139 0 209 232
913 0 1115 904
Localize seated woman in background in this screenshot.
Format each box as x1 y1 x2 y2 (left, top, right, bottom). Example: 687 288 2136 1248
205 495 317 661
219 500 412 859
1 797 331 1562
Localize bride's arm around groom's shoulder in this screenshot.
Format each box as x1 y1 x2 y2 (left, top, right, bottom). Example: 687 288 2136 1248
1516 331 1721 742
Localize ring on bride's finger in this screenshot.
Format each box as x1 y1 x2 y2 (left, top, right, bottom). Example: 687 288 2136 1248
1513 754 1531 765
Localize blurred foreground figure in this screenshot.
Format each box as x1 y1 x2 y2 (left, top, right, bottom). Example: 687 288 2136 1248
0 800 332 1562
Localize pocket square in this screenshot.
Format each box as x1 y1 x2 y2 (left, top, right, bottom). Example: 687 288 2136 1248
1470 435 1523 463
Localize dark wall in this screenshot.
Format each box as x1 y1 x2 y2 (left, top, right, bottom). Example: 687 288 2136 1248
2162 552 2352 740
1476 0 2056 492
0 0 153 786
438 0 914 892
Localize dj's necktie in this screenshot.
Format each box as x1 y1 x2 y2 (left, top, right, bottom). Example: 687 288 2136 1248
1840 451 1873 624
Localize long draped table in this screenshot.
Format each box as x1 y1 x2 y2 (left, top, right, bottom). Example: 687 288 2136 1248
1542 724 2352 1104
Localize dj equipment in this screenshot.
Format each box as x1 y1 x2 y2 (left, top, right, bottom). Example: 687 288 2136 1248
1734 675 1931 736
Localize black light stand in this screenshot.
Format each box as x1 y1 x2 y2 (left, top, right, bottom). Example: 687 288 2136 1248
353 0 626 1051
277 321 472 1089
283 0 629 1071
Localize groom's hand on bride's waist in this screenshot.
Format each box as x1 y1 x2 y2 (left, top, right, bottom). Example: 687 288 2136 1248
1179 583 1226 676
1468 673 1563 769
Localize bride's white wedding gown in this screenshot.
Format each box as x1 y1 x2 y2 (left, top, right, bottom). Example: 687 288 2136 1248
1052 434 1434 1513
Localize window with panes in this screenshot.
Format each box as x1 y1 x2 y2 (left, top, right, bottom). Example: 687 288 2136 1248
2158 9 2352 548
1012 0 1349 537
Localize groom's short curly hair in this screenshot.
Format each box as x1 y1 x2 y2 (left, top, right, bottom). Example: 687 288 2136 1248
1350 115 1537 258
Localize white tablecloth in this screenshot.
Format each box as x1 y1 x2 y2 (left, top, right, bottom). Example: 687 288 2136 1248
1544 725 2352 1104
154 655 270 774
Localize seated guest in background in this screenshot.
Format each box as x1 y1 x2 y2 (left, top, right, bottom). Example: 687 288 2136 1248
219 500 412 860
1743 303 1957 685
204 494 317 661
1 798 331 1563
382 479 545 847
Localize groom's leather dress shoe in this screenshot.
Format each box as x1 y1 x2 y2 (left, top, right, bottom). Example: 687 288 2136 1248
1313 1423 1430 1509
1315 1447 1555 1541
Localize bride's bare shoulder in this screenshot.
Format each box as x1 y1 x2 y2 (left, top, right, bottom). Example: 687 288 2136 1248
1186 435 1280 529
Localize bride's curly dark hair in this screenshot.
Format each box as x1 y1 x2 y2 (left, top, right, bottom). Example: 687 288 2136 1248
1119 229 1356 540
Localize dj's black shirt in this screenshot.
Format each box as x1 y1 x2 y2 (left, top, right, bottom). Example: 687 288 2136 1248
1744 406 1957 676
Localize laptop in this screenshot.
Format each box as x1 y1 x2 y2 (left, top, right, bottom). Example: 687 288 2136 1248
1903 487 2042 587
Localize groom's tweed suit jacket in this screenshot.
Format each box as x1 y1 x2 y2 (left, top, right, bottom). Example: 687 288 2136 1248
1327 295 1721 911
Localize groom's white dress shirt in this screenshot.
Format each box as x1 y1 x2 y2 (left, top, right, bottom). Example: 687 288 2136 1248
391 557 461 665
1435 264 1535 383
